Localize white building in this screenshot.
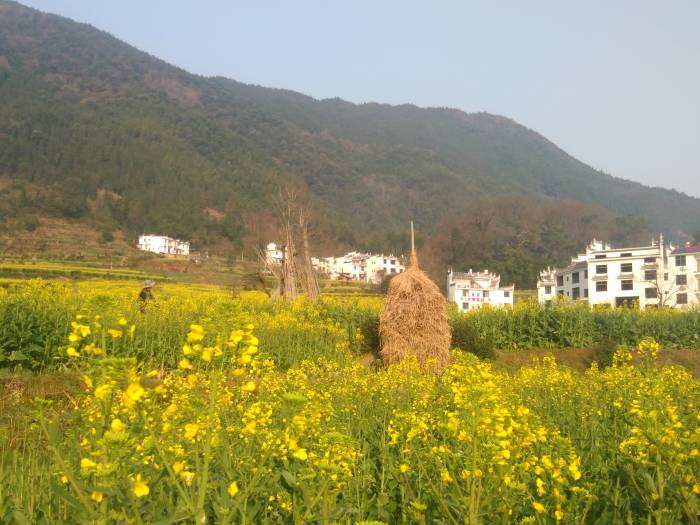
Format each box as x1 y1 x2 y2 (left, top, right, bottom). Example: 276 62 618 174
265 242 284 266
669 242 700 309
312 251 405 284
446 268 515 312
537 237 700 309
137 234 190 256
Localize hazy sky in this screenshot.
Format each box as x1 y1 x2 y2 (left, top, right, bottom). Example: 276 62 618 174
20 0 700 198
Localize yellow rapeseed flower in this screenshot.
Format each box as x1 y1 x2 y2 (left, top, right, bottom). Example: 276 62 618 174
111 419 125 433
66 347 80 357
532 501 546 513
242 381 256 392
293 449 308 461
228 481 239 497
132 474 149 498
184 423 199 440
179 358 193 370
91 491 103 503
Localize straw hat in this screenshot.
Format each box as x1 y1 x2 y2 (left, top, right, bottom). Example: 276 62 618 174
143 280 156 288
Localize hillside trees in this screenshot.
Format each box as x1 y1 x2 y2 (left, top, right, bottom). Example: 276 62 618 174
422 195 652 289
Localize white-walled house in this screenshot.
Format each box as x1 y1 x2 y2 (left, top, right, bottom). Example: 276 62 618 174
669 242 700 309
536 237 699 309
446 268 515 312
265 242 284 266
137 234 190 256
312 251 405 284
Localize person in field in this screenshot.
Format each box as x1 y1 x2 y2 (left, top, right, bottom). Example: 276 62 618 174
138 280 156 313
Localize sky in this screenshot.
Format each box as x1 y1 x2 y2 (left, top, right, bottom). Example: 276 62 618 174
19 0 700 198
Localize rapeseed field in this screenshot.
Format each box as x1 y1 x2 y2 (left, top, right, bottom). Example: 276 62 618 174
0 279 699 523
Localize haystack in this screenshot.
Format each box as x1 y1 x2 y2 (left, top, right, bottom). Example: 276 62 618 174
379 222 451 373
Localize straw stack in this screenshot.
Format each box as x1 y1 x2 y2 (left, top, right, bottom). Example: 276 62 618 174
379 222 451 373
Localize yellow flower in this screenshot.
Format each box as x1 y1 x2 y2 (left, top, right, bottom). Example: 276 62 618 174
201 348 213 362
94 384 112 400
107 329 122 338
83 375 93 389
117 317 128 326
228 481 239 497
111 418 125 432
91 491 103 503
532 501 546 513
172 461 185 474
292 448 308 461
60 474 69 484
66 347 80 357
184 423 199 440
180 471 195 486
555 509 564 521
132 474 149 498
80 458 97 470
693 484 700 495
440 470 453 483
125 383 145 403
241 381 256 392
179 358 193 370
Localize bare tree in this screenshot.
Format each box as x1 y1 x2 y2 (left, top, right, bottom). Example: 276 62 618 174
298 205 320 300
643 270 681 307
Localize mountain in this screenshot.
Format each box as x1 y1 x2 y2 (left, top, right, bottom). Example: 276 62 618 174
1 0 699 265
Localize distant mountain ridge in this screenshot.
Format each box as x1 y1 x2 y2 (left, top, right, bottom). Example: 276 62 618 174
0 0 698 257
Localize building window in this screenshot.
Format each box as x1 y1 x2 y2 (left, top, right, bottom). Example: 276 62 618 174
596 281 607 292
620 263 633 273
584 289 589 298
545 285 552 294
621 280 633 291
504 291 510 298
596 264 607 275
644 257 656 263
584 270 588 278
595 254 606 259
572 272 580 284
644 269 657 281
483 290 489 298
621 252 632 257
677 293 688 305
557 275 564 286
462 303 468 310
645 288 658 299
675 255 686 266
565 275 569 282
572 287 580 299
676 274 687 285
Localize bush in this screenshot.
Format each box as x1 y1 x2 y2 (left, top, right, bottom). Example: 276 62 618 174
591 338 619 368
100 229 114 243
358 314 380 356
450 316 495 360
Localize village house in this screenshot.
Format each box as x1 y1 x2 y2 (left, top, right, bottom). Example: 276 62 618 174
537 237 699 309
264 242 284 266
137 234 190 256
446 268 515 312
312 251 405 284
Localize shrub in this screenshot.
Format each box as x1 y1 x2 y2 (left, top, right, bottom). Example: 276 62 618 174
450 316 495 360
591 338 619 368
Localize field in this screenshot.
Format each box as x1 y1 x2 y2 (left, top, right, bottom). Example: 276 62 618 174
1 278 699 524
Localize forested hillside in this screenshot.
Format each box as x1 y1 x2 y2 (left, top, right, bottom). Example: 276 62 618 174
1 0 699 286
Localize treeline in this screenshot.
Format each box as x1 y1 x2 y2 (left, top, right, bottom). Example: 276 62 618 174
421 195 651 288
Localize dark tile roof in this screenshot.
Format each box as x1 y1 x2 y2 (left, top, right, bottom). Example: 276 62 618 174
671 243 700 255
